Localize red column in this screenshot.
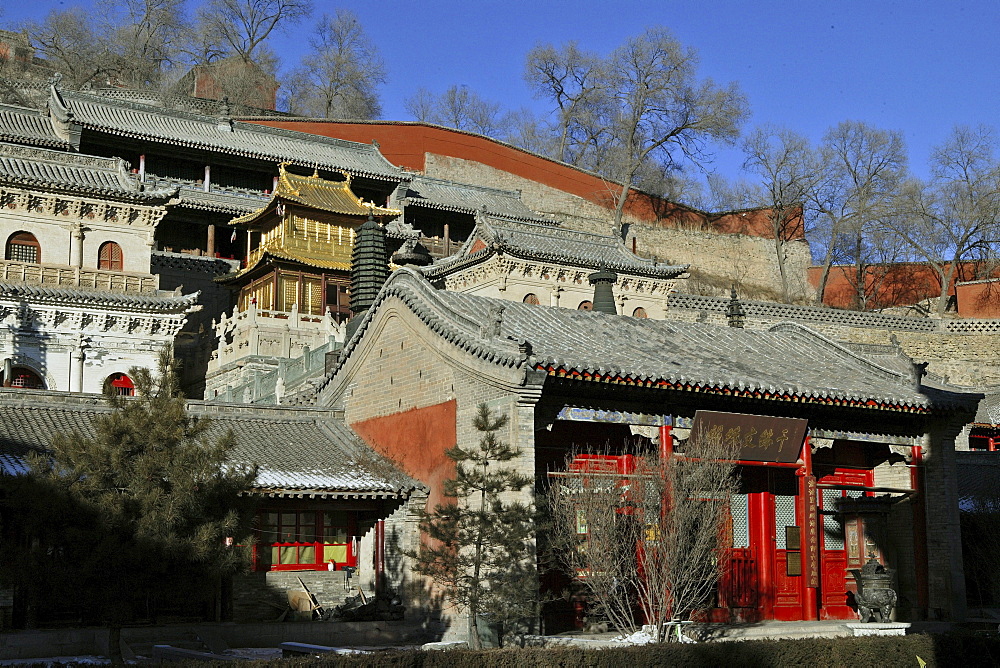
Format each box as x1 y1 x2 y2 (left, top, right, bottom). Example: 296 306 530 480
910 445 929 617
375 519 386 596
752 492 774 619
799 435 819 620
659 424 673 460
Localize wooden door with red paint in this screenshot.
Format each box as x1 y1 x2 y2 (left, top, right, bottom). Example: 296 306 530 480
771 492 805 620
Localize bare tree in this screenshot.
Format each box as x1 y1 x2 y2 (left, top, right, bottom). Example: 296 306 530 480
888 125 1000 316
99 0 188 89
21 8 107 89
404 85 512 137
524 41 606 164
192 0 312 63
740 125 822 302
548 433 738 641
283 10 384 119
812 121 908 308
527 28 748 232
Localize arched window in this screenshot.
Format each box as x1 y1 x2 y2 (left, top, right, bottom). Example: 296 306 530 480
107 373 134 397
522 293 540 305
6 231 40 263
632 307 648 318
578 300 593 311
3 366 44 389
98 241 123 271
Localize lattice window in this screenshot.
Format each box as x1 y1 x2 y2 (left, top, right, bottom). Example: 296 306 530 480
303 276 322 315
821 488 844 550
774 495 796 549
279 273 298 311
6 231 39 263
5 367 44 389
98 241 123 271
730 494 750 548
522 293 540 305
632 307 648 318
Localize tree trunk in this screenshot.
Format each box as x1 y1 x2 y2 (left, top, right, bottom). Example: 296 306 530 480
935 261 957 317
773 228 790 302
108 624 124 666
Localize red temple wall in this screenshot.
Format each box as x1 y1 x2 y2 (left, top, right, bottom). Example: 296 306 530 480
350 399 458 511
250 120 797 240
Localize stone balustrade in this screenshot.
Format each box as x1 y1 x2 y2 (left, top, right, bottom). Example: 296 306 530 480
0 259 158 294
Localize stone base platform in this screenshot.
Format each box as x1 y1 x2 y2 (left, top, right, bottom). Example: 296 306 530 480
845 622 911 637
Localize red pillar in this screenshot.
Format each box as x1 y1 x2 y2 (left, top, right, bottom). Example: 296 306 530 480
752 492 774 619
910 445 929 617
799 435 819 621
375 519 386 596
659 424 673 460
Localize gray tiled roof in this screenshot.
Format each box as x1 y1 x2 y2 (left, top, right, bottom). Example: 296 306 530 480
0 142 176 201
403 174 544 220
333 269 975 413
424 213 689 280
0 392 419 498
52 88 403 181
0 104 67 149
0 281 200 312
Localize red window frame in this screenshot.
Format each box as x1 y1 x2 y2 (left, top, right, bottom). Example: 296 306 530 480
5 366 44 389
253 509 357 572
108 373 134 396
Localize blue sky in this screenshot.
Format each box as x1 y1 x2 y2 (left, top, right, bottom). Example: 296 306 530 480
2 1 998 182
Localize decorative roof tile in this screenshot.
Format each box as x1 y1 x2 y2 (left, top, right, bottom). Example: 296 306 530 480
329 269 978 414
0 280 200 312
0 393 420 497
0 142 176 201
402 174 544 220
424 213 688 280
0 104 67 149
54 89 403 181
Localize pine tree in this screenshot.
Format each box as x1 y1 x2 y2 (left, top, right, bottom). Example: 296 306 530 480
411 403 537 649
1 351 256 662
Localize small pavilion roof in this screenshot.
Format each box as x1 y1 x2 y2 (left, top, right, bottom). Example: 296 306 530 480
424 213 689 281
227 165 399 229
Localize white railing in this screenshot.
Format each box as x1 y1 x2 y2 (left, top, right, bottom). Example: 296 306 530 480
0 260 158 294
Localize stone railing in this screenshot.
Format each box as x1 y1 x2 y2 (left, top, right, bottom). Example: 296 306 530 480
0 259 158 294
209 303 345 371
213 339 337 405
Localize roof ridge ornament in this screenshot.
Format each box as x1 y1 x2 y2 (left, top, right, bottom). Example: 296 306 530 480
727 285 746 328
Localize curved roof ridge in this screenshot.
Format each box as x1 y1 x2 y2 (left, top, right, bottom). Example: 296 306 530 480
0 280 200 311
319 272 963 413
54 89 404 181
766 321 911 384
318 268 527 397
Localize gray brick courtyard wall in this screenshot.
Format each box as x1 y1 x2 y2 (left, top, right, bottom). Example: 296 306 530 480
668 293 1000 388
